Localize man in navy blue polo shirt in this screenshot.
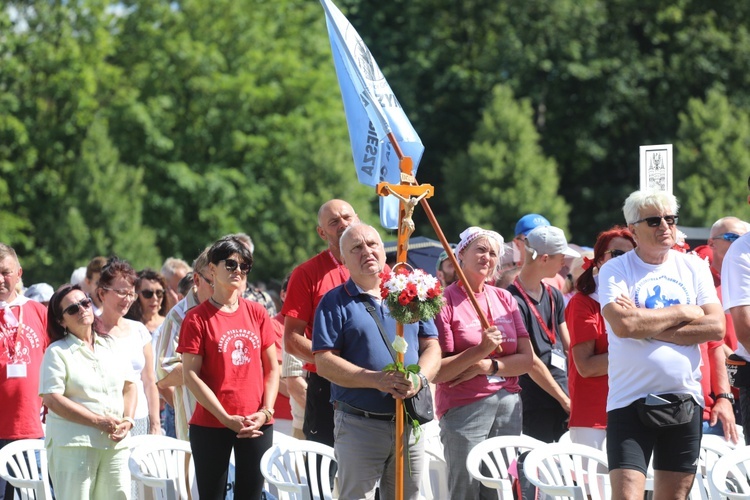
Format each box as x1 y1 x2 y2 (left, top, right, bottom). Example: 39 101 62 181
312 223 441 500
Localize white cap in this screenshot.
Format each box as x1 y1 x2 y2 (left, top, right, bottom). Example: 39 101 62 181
70 267 86 286
525 226 580 260
24 283 54 303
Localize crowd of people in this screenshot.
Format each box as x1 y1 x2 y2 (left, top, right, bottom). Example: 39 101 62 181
1 185 750 499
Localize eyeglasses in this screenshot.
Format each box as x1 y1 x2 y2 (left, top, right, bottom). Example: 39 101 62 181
62 298 93 316
709 232 740 243
604 249 626 258
140 289 165 299
102 287 137 300
631 215 678 227
196 271 212 285
223 259 251 275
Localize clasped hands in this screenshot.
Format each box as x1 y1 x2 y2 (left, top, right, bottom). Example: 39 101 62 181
97 415 132 442
223 412 269 438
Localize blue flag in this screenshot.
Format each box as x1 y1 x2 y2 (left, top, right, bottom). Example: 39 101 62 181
320 0 425 229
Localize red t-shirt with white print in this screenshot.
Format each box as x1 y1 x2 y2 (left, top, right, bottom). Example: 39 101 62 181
177 298 275 428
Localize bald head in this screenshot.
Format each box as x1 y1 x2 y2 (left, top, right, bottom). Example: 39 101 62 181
709 216 748 273
339 224 385 286
316 199 359 257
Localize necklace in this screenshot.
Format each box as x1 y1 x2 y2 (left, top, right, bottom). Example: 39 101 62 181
210 296 239 309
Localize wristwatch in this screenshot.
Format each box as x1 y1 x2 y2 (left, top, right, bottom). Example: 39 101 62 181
716 393 735 404
417 372 429 389
490 359 500 376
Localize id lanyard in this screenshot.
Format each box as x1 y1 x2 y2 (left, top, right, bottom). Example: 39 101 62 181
1 305 24 361
458 282 495 326
513 278 556 345
326 249 349 283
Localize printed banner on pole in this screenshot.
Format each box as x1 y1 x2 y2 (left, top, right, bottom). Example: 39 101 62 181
320 0 424 229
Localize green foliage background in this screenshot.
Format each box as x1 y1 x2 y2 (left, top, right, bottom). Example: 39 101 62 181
2 0 750 286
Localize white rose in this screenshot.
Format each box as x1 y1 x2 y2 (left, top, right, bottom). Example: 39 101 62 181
392 336 408 354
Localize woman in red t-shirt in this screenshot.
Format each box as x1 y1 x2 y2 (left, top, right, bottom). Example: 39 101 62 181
178 236 279 500
565 226 635 449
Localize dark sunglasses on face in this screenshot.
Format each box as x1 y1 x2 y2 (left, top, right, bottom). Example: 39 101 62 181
223 259 251 275
140 289 165 299
63 298 93 316
710 232 740 243
605 249 626 258
632 215 678 227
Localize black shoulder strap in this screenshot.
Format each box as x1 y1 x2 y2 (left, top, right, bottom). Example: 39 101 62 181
363 302 397 363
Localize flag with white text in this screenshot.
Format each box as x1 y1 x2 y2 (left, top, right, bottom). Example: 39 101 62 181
320 0 424 229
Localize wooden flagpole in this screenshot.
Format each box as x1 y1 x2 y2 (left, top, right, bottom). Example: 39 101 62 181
377 133 492 500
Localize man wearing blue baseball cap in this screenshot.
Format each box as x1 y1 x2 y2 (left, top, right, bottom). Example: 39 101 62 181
513 214 569 290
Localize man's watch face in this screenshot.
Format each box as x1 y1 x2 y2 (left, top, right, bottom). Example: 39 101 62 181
717 393 735 403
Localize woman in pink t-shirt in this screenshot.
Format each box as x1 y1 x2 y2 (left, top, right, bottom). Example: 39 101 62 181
434 226 533 500
565 226 635 449
178 236 279 500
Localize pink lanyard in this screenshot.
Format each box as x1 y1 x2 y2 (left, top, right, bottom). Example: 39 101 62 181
458 282 495 325
513 278 556 345
326 250 349 282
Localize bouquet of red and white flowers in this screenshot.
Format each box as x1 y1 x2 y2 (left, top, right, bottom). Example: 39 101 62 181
379 266 444 324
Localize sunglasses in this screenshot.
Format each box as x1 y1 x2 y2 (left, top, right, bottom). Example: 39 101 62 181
631 215 678 227
62 298 93 316
140 289 165 299
223 259 251 275
102 287 137 300
710 232 740 243
604 249 626 258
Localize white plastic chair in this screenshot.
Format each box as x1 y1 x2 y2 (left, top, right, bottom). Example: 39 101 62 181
128 435 194 500
420 446 449 500
0 439 52 500
465 434 544 499
523 442 609 500
690 434 733 499
260 440 337 500
709 446 750 499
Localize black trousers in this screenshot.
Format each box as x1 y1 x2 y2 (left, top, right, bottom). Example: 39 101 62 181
189 424 272 500
303 371 335 446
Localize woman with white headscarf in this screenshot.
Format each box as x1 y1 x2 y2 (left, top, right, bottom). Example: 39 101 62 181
434 226 534 500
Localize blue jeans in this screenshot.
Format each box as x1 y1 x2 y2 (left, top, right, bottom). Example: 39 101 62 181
439 389 522 500
161 403 176 438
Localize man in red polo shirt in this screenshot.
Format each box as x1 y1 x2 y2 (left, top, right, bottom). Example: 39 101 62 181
282 199 359 445
0 244 48 500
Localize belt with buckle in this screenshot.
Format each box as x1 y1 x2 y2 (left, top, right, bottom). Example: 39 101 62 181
334 401 395 421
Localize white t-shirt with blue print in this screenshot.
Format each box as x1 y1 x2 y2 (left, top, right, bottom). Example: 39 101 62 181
598 249 719 412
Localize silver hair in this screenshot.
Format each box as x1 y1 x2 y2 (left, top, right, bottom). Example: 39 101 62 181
623 190 679 224
338 223 382 251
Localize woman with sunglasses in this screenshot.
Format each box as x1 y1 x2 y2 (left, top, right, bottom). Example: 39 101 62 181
97 258 161 438
40 284 137 499
177 235 278 500
126 268 168 334
564 226 636 448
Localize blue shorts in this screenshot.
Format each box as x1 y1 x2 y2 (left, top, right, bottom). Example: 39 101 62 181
607 398 702 474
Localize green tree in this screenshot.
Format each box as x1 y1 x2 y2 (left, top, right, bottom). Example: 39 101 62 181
109 0 377 281
341 0 750 241
0 1 158 285
676 86 750 225
443 84 570 238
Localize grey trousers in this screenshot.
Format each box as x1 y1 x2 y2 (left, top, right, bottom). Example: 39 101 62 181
439 389 523 500
333 409 425 500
